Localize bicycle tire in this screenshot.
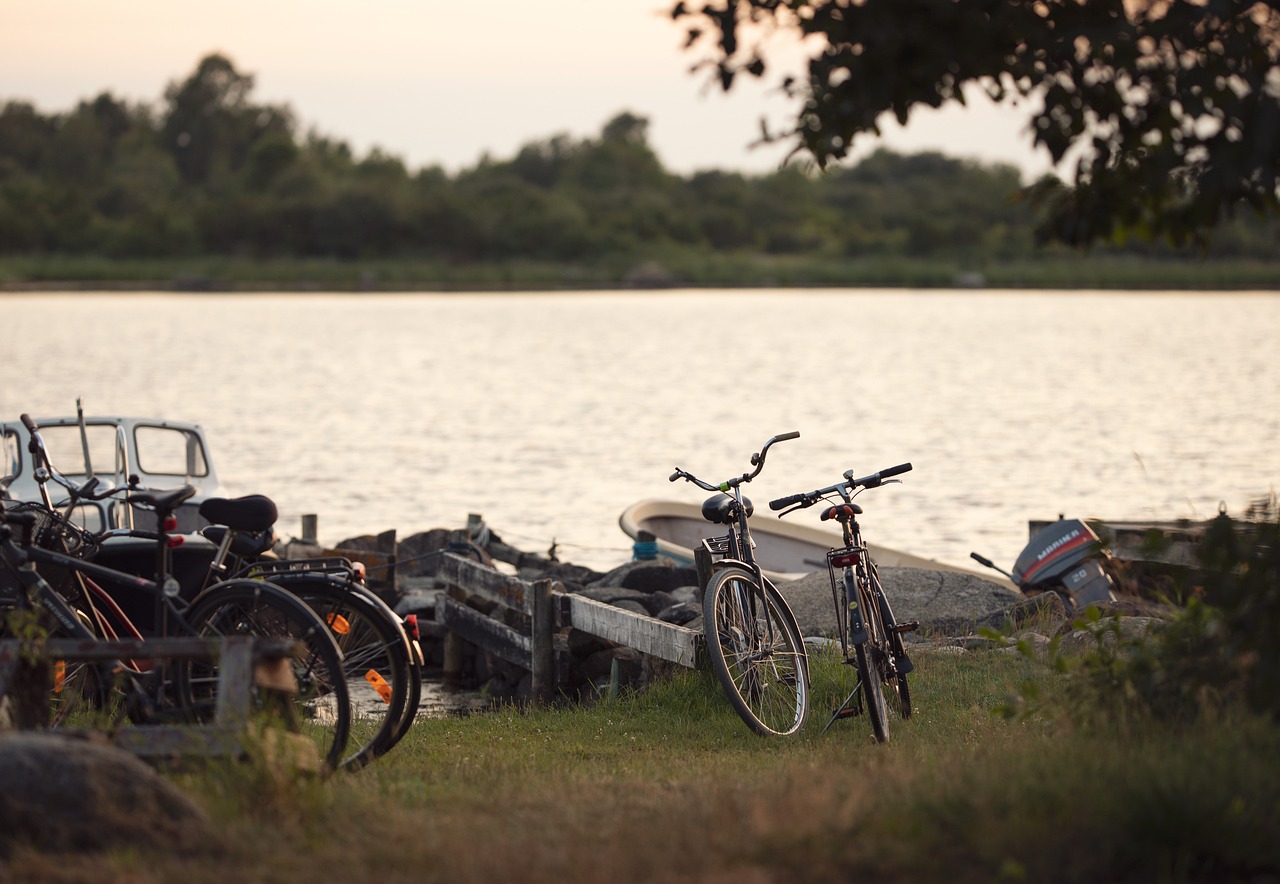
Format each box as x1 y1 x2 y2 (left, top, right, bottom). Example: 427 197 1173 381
702 566 809 737
271 573 414 769
846 573 888 743
870 569 912 720
179 579 351 771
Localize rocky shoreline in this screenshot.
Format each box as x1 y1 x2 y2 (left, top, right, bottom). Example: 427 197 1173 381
325 524 1174 709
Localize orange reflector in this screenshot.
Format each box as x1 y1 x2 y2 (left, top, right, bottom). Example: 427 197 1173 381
365 670 392 703
53 660 66 693
326 612 351 635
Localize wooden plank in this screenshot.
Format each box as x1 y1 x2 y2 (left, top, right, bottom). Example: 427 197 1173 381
438 552 535 613
561 593 701 668
439 595 532 669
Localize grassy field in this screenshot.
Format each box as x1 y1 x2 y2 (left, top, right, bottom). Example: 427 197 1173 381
4 643 1277 883
1 253 1279 292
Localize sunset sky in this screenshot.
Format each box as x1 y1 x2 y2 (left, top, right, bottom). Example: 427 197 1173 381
3 0 1055 180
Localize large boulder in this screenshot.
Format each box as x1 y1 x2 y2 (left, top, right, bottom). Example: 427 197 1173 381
774 566 1025 637
0 733 213 857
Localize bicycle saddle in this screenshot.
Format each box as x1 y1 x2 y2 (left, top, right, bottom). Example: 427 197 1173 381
199 494 278 532
701 493 753 524
820 503 863 522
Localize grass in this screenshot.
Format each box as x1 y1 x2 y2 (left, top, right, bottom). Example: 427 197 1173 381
3 645 1278 883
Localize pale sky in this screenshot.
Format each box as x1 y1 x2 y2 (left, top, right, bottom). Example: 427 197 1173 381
2 0 1057 181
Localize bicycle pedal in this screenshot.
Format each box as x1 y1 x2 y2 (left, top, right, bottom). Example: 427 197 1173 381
832 706 860 719
894 621 920 634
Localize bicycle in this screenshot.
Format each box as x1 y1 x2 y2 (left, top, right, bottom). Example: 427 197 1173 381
668 432 809 736
0 415 353 769
769 462 918 742
191 493 422 769
17 409 420 770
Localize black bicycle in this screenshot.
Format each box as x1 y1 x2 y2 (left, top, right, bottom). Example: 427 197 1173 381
191 493 422 769
0 415 352 769
770 462 917 742
669 432 810 736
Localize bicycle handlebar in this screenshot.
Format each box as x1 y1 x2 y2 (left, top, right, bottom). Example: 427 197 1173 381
669 431 799 492
768 461 913 512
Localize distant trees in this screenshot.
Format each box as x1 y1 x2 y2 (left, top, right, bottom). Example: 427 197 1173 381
1 52 1277 265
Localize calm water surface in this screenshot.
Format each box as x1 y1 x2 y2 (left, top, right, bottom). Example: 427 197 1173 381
5 290 1277 575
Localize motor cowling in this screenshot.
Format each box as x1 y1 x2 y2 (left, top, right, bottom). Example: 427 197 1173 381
1013 518 1117 607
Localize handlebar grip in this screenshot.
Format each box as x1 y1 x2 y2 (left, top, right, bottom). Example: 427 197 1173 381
669 470 681 482
881 462 912 479
775 431 800 442
20 414 38 434
769 493 804 511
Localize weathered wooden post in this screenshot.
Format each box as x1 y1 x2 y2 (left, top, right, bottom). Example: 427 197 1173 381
0 645 51 730
376 528 397 594
300 514 318 545
530 578 555 704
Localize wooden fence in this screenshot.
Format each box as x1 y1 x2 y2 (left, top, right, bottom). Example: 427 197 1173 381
434 552 702 703
0 636 310 762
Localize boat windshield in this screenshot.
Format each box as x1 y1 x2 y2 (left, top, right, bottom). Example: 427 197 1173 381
37 424 124 477
134 424 209 479
2 428 19 485
32 423 209 481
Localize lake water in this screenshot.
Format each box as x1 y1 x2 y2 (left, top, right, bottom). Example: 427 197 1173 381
4 290 1277 577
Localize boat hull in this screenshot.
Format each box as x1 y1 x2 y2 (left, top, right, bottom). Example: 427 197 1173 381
620 499 981 583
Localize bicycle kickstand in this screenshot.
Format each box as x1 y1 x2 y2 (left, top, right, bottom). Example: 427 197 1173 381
820 678 865 736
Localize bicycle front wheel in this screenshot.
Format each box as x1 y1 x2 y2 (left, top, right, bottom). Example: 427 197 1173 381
180 579 351 771
703 566 809 736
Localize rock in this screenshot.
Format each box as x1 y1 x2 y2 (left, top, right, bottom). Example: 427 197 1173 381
0 733 214 858
587 558 680 589
656 602 700 626
619 566 700 594
774 566 1025 637
396 529 453 577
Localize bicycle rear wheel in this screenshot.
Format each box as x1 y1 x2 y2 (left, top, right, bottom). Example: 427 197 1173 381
180 579 351 771
271 573 415 769
875 588 912 719
846 574 888 743
703 566 809 736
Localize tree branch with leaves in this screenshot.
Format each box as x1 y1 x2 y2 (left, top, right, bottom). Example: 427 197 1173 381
672 0 1280 247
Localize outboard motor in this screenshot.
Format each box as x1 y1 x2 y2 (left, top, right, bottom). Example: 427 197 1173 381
972 518 1118 611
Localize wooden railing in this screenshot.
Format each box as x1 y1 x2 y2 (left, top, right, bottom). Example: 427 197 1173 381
434 553 702 703
0 636 308 762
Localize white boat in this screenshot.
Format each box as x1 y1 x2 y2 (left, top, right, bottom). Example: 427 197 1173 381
1 414 224 534
619 498 987 583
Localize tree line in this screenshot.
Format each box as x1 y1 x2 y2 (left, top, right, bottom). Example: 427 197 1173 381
1 54 1276 267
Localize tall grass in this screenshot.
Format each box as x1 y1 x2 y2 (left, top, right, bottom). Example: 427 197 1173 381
5 644 1274 883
